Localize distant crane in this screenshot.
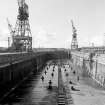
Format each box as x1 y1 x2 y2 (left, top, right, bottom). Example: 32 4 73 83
7 18 15 49
7 18 15 37
71 20 78 50
71 20 77 34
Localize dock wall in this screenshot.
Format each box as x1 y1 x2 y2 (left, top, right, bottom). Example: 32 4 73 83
71 51 105 87
0 51 68 97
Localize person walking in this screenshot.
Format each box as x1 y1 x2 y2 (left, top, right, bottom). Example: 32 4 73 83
41 76 44 81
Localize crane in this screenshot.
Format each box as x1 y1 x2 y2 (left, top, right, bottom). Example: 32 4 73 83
7 18 16 49
7 0 32 52
71 20 78 50
71 20 77 34
17 0 29 21
7 18 15 37
18 0 25 7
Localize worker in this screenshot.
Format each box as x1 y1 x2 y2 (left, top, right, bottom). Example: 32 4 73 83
69 80 73 84
48 80 52 89
51 72 54 77
73 70 76 75
69 80 76 85
53 66 55 69
47 67 48 70
71 86 80 91
66 73 69 77
41 76 44 81
44 70 47 75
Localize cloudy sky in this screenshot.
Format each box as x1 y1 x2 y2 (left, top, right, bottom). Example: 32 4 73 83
0 0 105 48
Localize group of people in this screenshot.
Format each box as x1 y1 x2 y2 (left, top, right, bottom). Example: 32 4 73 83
41 62 80 91
63 63 80 91
41 63 56 90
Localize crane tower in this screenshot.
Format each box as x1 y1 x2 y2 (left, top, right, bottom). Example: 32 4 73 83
71 20 78 50
8 0 32 52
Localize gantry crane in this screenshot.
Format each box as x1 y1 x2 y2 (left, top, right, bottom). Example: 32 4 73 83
7 0 32 52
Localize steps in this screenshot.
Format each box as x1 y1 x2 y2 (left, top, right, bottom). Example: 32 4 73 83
58 67 74 105
58 94 66 105
58 67 66 105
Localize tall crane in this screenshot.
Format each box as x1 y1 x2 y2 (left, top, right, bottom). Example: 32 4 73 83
71 20 77 35
7 0 32 52
71 20 78 50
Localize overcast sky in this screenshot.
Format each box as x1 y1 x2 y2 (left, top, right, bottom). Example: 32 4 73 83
0 0 105 48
